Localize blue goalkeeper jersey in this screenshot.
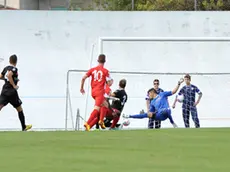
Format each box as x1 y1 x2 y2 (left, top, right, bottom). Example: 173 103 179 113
149 91 172 115
178 84 202 107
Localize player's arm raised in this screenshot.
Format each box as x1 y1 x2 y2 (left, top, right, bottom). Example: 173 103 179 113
171 78 184 95
7 70 18 90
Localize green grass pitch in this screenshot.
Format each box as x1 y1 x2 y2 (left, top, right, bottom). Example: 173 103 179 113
0 128 229 172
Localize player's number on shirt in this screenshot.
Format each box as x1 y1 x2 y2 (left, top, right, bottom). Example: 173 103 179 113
92 70 103 82
121 95 126 105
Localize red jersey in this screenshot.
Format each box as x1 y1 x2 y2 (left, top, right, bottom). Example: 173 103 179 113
105 84 112 96
86 65 110 96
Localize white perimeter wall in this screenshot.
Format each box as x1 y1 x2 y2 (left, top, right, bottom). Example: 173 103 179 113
0 11 230 130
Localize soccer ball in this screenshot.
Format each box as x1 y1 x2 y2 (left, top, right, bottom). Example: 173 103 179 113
123 119 130 126
177 95 184 103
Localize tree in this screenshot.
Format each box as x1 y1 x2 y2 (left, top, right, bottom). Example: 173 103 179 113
92 0 196 11
136 0 195 11
199 0 224 10
69 0 230 11
93 0 133 10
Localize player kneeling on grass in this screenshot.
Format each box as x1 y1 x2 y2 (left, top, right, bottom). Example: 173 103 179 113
123 78 184 128
103 79 128 130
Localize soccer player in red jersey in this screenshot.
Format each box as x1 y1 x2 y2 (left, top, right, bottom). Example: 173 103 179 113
104 79 113 97
95 78 113 130
80 54 111 131
98 78 114 127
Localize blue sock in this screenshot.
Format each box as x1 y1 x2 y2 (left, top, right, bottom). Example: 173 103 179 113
167 113 174 124
130 113 148 119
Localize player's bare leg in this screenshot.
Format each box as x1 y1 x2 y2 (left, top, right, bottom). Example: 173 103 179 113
16 106 32 131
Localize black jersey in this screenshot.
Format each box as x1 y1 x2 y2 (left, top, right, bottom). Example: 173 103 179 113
1 65 19 91
111 89 128 112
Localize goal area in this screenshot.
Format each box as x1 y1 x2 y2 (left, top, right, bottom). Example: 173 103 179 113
65 37 230 131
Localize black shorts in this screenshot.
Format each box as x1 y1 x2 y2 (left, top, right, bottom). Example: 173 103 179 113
0 90 22 108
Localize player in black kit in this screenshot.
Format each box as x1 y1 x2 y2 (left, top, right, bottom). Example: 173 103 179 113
0 55 32 131
104 79 128 129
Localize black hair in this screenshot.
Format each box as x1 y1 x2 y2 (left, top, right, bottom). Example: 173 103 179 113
9 54 17 64
153 79 159 83
119 79 126 88
148 88 157 94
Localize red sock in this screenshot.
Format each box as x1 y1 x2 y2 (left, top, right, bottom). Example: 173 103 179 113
100 106 108 121
87 109 99 124
89 117 99 129
111 116 120 128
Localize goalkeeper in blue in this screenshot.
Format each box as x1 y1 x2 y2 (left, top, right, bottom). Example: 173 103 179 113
123 78 184 128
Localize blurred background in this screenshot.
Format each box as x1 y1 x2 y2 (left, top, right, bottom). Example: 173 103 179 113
1 0 230 11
